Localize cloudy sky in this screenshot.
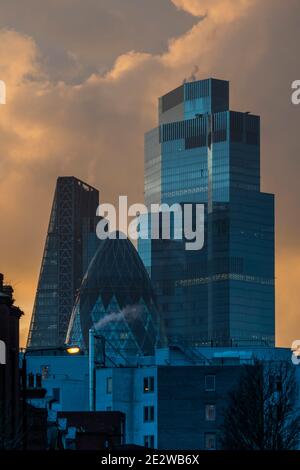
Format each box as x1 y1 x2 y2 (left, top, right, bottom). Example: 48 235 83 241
0 0 299 347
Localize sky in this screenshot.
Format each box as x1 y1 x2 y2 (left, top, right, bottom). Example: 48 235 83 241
0 0 299 347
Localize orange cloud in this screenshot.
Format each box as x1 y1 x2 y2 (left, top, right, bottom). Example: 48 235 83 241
0 0 298 348
171 0 255 22
104 51 152 81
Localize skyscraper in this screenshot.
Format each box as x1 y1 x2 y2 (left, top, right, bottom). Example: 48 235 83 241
66 233 163 364
139 78 275 347
27 177 100 348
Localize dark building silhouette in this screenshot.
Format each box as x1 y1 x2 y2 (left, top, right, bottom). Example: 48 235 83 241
56 411 125 450
27 177 100 349
26 404 48 450
0 274 23 449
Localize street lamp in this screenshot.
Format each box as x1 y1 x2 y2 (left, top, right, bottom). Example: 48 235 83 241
65 346 81 355
20 344 81 450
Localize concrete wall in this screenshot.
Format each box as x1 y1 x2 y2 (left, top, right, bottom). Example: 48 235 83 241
26 355 89 411
157 365 243 449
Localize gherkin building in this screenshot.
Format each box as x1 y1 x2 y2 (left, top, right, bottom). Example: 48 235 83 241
66 233 163 364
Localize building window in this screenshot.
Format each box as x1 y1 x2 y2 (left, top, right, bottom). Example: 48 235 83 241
205 433 216 450
41 365 50 379
106 376 112 394
205 404 216 421
52 388 60 402
106 406 112 411
143 376 154 393
144 406 155 422
144 435 155 448
205 375 216 391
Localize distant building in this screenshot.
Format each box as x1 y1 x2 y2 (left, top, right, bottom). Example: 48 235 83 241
139 78 275 347
0 274 23 449
27 177 100 349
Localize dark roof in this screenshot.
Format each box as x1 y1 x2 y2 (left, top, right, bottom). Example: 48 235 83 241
57 411 125 433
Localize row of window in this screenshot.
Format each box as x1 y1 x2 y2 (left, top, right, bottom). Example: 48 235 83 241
160 125 258 147
143 433 217 450
143 404 216 423
106 375 216 394
175 273 274 287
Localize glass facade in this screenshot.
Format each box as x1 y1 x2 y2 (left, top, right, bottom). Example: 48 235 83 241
66 234 163 364
139 78 275 347
27 177 100 348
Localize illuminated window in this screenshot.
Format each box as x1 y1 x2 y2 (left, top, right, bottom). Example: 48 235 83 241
41 365 50 379
143 376 154 393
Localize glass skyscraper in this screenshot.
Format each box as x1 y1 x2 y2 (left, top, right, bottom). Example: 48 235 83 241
139 78 275 347
27 176 100 348
66 233 163 365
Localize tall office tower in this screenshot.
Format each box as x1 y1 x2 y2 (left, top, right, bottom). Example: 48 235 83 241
139 78 275 347
27 177 100 349
66 233 163 365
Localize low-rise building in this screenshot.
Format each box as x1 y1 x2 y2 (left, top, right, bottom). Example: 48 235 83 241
26 345 295 449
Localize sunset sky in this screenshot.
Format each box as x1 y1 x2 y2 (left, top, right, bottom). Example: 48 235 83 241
0 0 299 347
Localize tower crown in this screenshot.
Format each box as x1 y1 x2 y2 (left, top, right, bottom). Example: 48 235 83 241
159 78 229 124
